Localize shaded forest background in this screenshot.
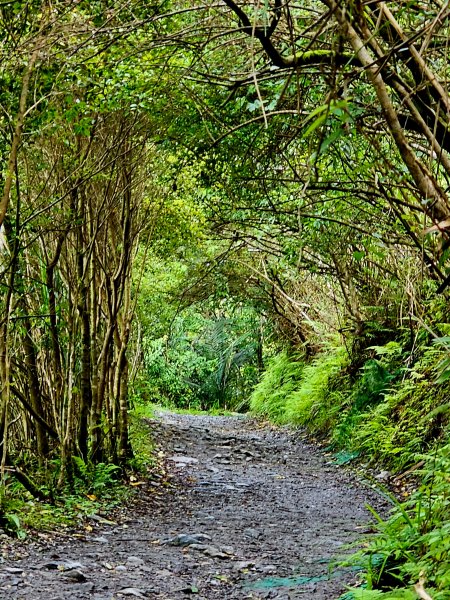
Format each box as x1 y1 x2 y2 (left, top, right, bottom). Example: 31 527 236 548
1 1 450 595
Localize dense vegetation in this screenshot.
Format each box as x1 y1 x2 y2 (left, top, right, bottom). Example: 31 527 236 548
1 0 450 596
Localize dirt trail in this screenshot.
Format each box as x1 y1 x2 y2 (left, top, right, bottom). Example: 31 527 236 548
0 412 384 599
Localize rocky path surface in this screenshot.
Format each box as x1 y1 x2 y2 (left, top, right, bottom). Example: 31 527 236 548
0 412 384 599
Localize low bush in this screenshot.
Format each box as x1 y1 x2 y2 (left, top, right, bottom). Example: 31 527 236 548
283 344 349 430
250 350 305 421
346 443 450 599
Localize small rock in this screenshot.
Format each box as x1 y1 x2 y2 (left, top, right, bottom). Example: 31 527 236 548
156 568 173 577
118 588 146 598
186 543 208 552
3 567 24 574
202 546 229 559
88 514 117 525
165 533 212 547
126 556 145 566
243 528 260 539
62 561 84 571
168 456 199 465
92 536 109 544
61 569 87 582
234 560 255 571
260 564 277 573
375 470 390 481
41 562 60 570
115 565 127 572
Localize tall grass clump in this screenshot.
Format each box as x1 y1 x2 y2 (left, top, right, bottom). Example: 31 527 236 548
250 350 305 422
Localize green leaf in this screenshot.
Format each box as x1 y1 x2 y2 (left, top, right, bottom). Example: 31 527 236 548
303 112 328 137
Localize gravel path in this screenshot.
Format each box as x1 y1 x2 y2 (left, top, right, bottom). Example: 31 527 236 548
0 412 384 599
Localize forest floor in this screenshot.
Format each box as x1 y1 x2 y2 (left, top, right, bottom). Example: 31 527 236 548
0 412 386 599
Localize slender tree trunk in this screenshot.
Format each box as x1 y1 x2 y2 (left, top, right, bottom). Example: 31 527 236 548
22 315 49 460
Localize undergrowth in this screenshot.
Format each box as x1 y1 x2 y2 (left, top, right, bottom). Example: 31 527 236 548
284 344 349 430
0 460 127 538
345 443 450 599
249 350 305 421
0 403 159 538
250 338 450 470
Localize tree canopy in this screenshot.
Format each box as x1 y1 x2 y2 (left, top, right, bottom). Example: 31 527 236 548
0 0 450 502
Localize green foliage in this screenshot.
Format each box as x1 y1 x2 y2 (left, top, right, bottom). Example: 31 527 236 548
128 401 158 471
0 461 127 536
70 458 122 495
332 347 402 452
252 337 449 471
348 444 450 598
344 590 417 599
433 335 450 384
1 512 27 539
346 343 450 469
250 350 305 421
283 345 349 428
250 343 349 427
143 305 264 411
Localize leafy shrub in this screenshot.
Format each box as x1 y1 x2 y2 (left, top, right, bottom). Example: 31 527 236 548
250 343 349 427
252 337 450 470
346 343 450 469
332 347 401 451
348 443 450 598
71 457 121 495
283 344 349 428
0 512 26 539
143 307 263 410
250 350 305 421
